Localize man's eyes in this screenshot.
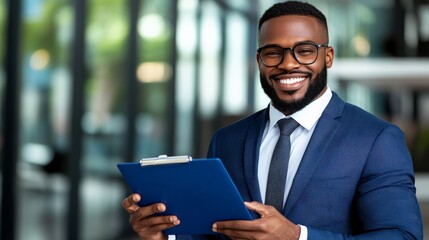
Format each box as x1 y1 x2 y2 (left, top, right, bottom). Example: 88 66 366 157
263 49 282 57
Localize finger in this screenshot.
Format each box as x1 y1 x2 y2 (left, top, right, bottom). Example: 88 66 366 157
132 203 167 221
146 219 180 233
131 213 181 232
131 215 180 237
122 194 140 208
137 215 180 228
122 194 141 213
212 222 259 239
213 220 256 232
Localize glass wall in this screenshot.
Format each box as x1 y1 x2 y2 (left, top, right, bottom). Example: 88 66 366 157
136 0 175 158
80 2 128 239
175 0 198 155
16 0 72 239
1 0 428 239
82 0 128 174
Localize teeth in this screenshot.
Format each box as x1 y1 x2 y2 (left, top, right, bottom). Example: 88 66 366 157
279 77 305 84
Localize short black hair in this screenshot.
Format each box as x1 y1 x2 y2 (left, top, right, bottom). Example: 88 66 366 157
258 1 328 34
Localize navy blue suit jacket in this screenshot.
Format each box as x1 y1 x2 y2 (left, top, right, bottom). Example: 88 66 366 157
179 92 423 240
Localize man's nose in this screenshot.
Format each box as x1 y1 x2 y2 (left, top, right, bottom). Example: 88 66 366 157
277 49 300 69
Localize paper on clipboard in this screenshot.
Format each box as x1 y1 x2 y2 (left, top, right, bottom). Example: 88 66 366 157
117 156 253 235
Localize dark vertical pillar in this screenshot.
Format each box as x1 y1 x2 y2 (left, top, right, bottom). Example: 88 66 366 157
215 5 226 129
412 91 419 123
67 0 86 239
391 0 406 56
125 0 139 163
118 1 140 237
1 0 22 239
416 1 429 57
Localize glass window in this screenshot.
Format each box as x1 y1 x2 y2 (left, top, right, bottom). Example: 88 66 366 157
223 12 248 115
136 0 175 157
175 0 198 154
198 0 221 119
82 0 128 174
17 0 73 239
81 0 129 239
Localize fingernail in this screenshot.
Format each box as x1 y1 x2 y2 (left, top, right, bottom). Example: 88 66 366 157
170 216 180 225
212 223 217 231
157 204 166 212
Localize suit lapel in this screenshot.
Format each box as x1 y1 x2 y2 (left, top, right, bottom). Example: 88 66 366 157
243 108 268 205
283 93 345 216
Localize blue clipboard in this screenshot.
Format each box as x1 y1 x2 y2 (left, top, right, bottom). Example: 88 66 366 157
117 156 253 235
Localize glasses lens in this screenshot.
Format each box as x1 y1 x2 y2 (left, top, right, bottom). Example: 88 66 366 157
293 44 318 65
259 47 284 67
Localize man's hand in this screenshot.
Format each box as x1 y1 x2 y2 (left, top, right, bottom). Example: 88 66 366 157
212 201 300 240
122 194 180 240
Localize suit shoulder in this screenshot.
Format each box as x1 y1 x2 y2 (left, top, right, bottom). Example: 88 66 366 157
327 93 395 132
342 102 399 133
215 109 266 135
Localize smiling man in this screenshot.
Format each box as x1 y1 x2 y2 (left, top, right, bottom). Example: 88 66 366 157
122 1 423 240
257 10 332 116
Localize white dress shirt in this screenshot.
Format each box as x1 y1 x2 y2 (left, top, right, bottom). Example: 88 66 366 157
258 88 332 240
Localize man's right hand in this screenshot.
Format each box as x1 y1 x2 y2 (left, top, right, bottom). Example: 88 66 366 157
122 194 180 240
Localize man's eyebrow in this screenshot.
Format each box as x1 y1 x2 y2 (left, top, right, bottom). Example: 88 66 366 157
259 40 319 49
259 43 283 48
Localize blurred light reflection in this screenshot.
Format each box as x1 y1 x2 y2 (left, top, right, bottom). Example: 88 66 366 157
30 49 50 70
136 62 172 83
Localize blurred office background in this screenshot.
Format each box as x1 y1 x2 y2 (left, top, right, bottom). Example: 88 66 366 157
0 0 428 239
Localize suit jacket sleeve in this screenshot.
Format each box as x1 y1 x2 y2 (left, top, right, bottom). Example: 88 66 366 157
306 124 422 240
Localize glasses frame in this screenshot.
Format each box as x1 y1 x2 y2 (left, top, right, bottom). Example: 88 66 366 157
257 42 329 67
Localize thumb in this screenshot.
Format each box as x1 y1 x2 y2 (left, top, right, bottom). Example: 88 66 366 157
244 201 274 217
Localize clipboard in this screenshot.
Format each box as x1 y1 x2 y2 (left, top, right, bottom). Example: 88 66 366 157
117 155 253 235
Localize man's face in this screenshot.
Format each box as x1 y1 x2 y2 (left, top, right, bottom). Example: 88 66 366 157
257 15 334 115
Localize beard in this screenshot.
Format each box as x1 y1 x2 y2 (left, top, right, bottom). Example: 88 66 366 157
260 66 328 114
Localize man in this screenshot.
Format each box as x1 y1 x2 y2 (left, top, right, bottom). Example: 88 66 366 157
122 1 423 239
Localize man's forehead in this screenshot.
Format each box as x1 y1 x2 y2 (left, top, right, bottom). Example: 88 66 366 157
258 15 328 45
260 15 325 31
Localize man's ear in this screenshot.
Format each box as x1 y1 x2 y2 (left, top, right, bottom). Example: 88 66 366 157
325 46 334 68
256 52 262 68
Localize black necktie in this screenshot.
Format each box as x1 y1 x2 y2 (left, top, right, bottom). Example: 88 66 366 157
265 118 300 212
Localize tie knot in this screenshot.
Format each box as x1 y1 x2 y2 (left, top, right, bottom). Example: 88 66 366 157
277 118 300 136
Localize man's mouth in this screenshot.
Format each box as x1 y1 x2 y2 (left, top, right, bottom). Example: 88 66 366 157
278 77 306 85
270 73 310 92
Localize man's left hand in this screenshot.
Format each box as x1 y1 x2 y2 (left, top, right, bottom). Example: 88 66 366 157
212 201 301 240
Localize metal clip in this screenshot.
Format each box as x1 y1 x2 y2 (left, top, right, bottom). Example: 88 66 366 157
140 155 192 167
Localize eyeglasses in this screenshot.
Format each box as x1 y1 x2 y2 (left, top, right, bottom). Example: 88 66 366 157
257 42 329 67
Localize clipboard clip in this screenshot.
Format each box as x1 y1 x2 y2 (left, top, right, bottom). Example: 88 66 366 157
140 155 192 167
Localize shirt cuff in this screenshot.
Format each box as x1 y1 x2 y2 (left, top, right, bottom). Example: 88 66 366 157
298 225 308 240
168 235 176 240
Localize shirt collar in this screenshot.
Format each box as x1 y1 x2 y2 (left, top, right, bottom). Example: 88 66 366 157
268 87 332 131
